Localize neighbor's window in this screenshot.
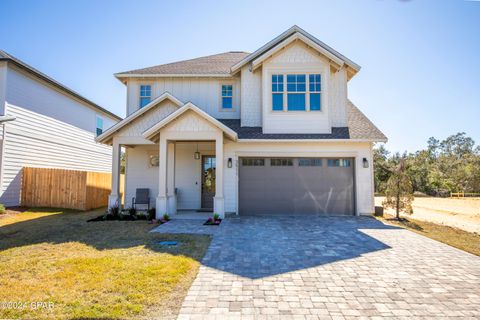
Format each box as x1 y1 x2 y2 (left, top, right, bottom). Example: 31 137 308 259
328 159 351 167
242 158 265 166
309 74 321 111
139 85 151 108
299 158 322 167
270 158 293 166
221 85 233 109
287 74 306 111
272 74 284 111
96 116 103 136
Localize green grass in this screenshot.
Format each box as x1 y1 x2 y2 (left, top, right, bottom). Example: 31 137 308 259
0 208 210 319
377 214 480 256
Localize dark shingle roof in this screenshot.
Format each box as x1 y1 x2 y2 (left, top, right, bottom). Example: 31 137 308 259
116 52 250 76
0 50 121 120
218 101 386 141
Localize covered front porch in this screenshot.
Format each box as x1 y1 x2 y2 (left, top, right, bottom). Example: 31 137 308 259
103 100 238 219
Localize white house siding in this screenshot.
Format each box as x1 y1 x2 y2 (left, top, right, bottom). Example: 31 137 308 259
329 68 348 127
126 77 241 119
0 104 113 206
261 42 332 134
0 62 7 114
123 142 215 210
0 65 118 207
124 145 159 209
5 66 117 132
223 141 375 216
240 66 262 127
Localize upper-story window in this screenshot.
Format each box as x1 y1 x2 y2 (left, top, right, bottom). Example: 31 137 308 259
221 84 233 109
287 74 306 111
309 74 321 111
96 116 103 136
139 85 151 108
271 73 321 112
272 75 284 111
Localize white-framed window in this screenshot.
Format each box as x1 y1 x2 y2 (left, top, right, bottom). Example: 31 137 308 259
221 84 233 109
139 85 151 108
271 73 321 112
96 116 104 136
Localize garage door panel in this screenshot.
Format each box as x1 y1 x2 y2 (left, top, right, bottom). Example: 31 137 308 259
239 157 355 216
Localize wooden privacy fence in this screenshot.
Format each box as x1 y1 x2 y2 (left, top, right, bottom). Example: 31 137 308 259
450 192 480 198
22 167 124 210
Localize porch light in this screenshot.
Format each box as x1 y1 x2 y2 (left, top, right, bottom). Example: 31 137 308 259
227 158 232 168
362 157 369 168
194 144 200 160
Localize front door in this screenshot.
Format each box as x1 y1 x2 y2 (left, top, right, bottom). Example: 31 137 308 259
201 156 216 210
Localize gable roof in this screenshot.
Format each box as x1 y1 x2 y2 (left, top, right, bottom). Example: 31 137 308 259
96 92 183 144
0 50 121 121
142 102 238 141
115 52 249 79
217 101 386 142
230 25 360 76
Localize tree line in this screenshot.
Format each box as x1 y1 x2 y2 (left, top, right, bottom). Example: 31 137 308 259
374 132 480 196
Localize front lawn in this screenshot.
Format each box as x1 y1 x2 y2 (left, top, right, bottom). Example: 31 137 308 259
0 208 210 319
377 214 480 256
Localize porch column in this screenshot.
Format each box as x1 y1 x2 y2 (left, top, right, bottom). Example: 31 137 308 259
167 142 176 215
108 141 121 208
214 134 225 218
156 135 168 218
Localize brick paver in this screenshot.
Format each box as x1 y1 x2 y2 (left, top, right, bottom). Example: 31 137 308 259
153 216 480 319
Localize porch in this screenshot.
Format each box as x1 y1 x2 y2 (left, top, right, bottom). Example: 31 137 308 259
105 101 238 219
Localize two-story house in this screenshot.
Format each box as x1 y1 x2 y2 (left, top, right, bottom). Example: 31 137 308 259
97 26 386 218
0 50 120 207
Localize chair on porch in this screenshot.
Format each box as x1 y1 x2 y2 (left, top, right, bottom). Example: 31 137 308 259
132 188 150 212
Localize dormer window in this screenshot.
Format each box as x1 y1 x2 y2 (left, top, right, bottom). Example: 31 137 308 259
221 85 233 109
271 73 321 112
309 74 321 111
272 75 284 111
139 85 151 108
287 74 306 111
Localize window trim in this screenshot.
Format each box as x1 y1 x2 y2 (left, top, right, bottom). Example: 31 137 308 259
95 115 104 137
139 84 152 108
269 71 323 113
220 83 235 112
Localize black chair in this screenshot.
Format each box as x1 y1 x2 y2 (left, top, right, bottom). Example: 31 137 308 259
132 188 150 211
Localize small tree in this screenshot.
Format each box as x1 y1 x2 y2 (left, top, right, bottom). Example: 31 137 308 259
382 158 414 219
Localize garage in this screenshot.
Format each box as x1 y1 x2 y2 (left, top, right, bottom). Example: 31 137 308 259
239 157 355 216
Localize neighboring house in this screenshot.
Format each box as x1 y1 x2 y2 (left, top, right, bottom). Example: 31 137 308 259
0 50 121 207
97 26 387 218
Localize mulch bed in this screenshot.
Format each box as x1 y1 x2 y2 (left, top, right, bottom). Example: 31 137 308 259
203 218 222 226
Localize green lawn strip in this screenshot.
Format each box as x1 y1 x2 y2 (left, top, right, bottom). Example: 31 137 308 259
0 208 210 319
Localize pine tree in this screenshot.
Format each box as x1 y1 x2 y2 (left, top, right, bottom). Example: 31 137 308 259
382 158 414 219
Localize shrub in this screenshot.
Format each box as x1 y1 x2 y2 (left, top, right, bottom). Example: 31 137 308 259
0 204 5 214
147 208 156 221
213 213 220 221
127 207 137 216
162 213 170 221
107 204 120 219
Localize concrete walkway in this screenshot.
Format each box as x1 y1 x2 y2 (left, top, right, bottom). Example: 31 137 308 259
153 216 480 319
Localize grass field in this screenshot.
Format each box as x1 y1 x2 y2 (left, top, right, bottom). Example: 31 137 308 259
376 214 480 257
375 197 480 233
0 208 210 319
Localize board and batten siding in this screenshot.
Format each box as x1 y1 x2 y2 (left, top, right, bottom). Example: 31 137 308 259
0 104 113 206
126 77 240 119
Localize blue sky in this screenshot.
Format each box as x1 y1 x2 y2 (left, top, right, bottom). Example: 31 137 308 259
0 0 479 153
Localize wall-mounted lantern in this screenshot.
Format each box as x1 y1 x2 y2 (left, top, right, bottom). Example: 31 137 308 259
227 158 233 168
194 144 200 160
362 157 369 168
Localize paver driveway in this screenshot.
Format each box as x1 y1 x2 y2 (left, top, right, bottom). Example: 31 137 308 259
153 216 480 319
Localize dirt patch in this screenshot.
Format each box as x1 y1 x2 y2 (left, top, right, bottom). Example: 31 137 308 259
375 197 480 234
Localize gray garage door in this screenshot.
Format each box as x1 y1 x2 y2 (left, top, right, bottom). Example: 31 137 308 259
239 157 355 216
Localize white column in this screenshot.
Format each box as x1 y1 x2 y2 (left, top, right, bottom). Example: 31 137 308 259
167 142 177 215
155 136 168 218
108 141 121 208
214 134 225 218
